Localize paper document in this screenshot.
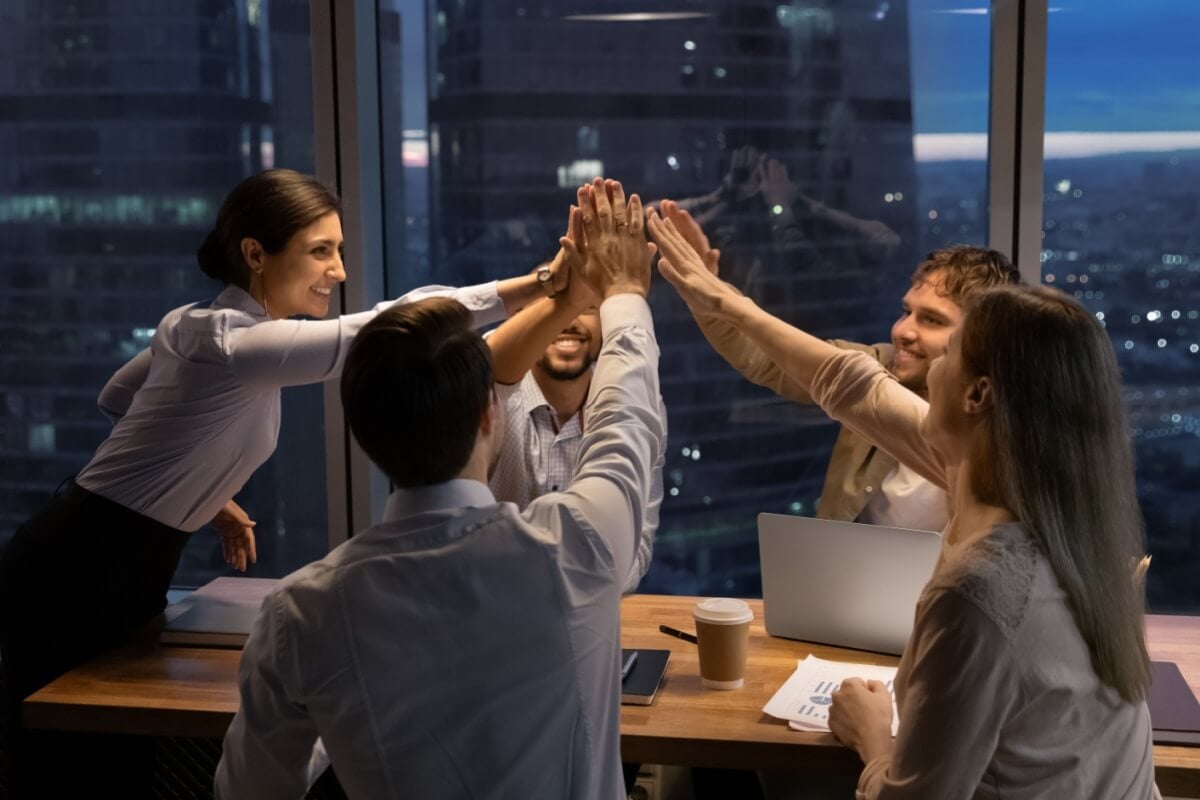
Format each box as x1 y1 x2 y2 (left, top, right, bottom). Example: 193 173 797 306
763 655 900 736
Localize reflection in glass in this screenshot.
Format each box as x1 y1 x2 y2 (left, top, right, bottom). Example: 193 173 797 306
383 0 990 595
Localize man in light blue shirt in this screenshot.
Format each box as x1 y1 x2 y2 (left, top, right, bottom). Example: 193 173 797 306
215 179 663 799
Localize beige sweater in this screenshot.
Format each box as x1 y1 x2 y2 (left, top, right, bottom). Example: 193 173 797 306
809 349 1158 800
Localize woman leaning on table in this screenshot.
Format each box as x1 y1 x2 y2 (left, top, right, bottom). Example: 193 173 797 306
0 169 561 792
647 203 1159 800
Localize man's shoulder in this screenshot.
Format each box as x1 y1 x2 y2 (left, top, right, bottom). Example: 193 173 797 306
498 370 550 413
828 339 894 369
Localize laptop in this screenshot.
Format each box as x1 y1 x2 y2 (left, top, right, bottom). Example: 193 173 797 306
757 513 942 656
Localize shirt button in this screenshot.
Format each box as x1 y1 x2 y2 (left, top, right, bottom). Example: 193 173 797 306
552 484 559 491
865 485 874 493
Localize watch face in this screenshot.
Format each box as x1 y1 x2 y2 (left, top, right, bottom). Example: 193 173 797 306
537 266 555 296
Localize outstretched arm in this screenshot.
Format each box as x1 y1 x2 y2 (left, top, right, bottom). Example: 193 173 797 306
523 178 661 586
657 200 818 403
487 206 598 385
651 207 946 487
650 207 841 394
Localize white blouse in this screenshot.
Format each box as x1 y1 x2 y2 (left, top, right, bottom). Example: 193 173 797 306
76 282 504 531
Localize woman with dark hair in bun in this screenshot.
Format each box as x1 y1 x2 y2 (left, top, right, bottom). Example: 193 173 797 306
0 168 564 794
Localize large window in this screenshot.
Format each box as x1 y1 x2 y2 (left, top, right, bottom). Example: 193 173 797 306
381 0 991 595
10 1 1192 610
1043 1 1200 611
0 0 326 584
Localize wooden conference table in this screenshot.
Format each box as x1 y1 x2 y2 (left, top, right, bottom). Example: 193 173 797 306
24 595 1200 796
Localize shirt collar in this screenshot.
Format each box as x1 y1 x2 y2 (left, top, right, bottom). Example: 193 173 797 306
382 479 497 522
516 371 554 416
518 372 584 435
213 284 269 320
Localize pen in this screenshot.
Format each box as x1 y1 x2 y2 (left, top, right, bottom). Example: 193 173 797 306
621 650 638 681
658 624 698 645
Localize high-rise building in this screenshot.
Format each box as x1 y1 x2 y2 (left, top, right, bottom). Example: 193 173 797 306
0 1 324 583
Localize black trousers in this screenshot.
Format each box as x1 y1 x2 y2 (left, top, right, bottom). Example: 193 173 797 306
0 481 192 798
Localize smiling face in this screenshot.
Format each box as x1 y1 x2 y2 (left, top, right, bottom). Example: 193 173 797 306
254 211 346 319
890 270 965 393
534 307 601 382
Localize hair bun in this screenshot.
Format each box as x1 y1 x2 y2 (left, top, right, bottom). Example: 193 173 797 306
196 229 228 282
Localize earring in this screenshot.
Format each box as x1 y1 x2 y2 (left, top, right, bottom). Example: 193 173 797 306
250 270 270 318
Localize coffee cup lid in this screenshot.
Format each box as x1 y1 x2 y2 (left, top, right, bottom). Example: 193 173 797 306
693 597 753 624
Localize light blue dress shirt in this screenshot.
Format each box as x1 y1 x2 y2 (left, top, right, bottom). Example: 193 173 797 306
214 294 664 799
77 282 503 531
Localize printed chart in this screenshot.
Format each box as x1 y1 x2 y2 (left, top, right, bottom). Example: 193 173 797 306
763 655 900 736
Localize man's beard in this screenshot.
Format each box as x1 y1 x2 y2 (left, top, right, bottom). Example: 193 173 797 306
536 350 595 382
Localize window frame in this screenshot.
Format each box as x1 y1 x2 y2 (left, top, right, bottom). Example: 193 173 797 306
315 0 1052 544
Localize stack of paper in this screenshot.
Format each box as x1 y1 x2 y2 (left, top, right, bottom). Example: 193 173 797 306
763 655 900 736
160 577 280 648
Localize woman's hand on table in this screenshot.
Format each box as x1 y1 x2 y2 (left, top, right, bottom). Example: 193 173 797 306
828 678 895 764
214 499 257 572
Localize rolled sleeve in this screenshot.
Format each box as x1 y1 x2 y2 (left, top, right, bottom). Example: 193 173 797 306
524 292 664 591
375 280 505 329
810 350 948 490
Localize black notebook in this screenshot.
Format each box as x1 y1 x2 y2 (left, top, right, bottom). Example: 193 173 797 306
1148 660 1200 746
620 648 670 706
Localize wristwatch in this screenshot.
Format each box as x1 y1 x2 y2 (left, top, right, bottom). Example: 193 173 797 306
536 265 557 299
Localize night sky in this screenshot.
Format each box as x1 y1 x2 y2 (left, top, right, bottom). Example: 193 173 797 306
910 0 1200 133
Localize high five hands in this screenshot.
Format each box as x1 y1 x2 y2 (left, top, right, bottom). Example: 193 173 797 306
647 201 742 320
556 177 741 319
564 177 656 300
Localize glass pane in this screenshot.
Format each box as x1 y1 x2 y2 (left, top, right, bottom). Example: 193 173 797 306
383 0 990 595
1043 2 1200 611
1 0 326 585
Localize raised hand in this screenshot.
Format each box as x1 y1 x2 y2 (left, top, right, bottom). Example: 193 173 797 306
660 199 720 275
576 177 655 299
557 204 600 311
758 158 798 211
720 145 765 203
647 208 741 319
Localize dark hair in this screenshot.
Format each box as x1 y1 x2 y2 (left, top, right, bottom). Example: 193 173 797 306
961 285 1150 702
910 245 1020 304
197 169 340 288
341 297 494 487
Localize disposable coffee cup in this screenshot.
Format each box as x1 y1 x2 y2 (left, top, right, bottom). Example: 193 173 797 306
693 598 753 690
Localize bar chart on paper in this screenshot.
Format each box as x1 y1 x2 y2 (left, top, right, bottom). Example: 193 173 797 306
763 656 900 735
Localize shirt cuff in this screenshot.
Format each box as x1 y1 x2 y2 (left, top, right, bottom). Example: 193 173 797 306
456 280 505 328
855 754 891 800
598 292 652 339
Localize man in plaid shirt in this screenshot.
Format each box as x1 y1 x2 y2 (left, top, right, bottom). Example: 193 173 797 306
488 206 665 594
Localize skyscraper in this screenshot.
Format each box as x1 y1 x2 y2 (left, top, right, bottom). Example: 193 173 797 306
0 0 324 582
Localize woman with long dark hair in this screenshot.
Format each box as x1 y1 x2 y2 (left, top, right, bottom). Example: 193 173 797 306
649 205 1157 799
0 169 559 794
